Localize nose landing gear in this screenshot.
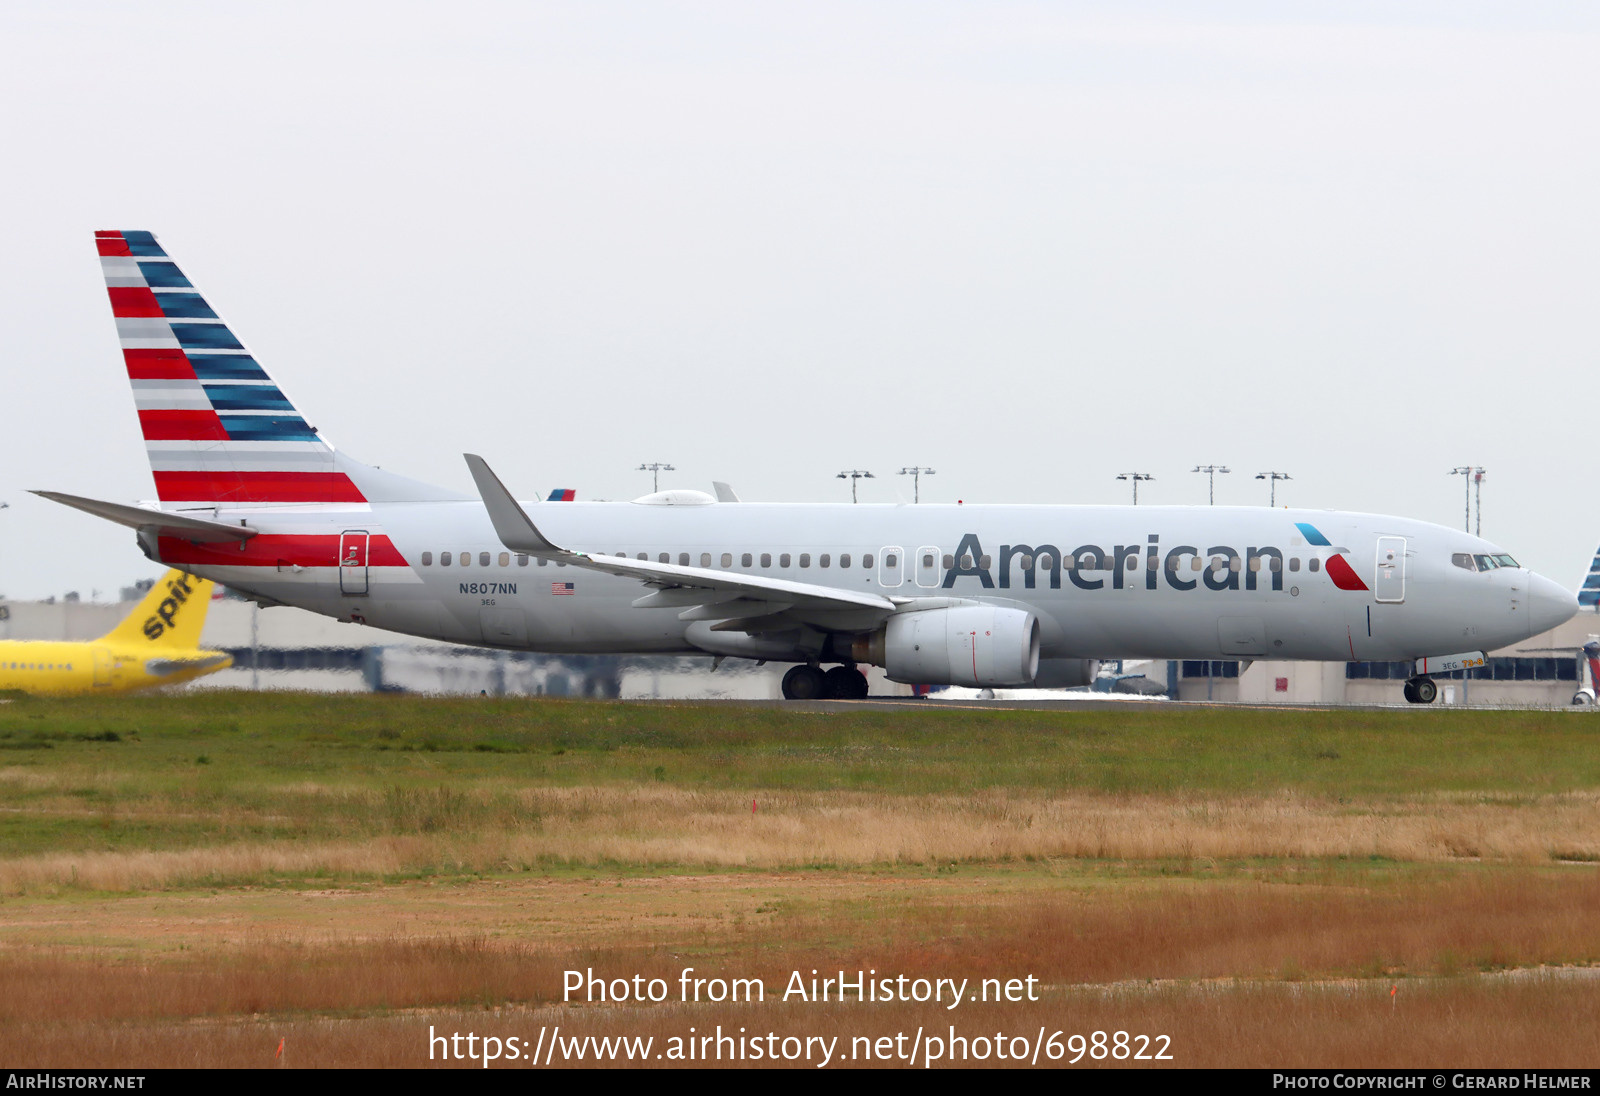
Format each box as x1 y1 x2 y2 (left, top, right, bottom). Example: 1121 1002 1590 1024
1402 676 1438 704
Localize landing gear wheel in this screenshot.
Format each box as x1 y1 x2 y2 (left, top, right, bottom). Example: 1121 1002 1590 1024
823 665 869 700
1404 676 1437 704
781 664 827 700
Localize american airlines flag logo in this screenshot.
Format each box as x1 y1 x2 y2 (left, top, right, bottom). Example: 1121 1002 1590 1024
551 582 575 595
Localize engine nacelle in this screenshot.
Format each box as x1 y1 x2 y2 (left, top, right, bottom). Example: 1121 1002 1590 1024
1031 658 1100 689
875 606 1041 687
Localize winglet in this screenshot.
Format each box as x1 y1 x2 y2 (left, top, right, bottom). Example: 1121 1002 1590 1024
463 454 566 554
712 481 740 503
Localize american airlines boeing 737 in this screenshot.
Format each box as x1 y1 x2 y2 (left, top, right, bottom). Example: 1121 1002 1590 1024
39 231 1578 701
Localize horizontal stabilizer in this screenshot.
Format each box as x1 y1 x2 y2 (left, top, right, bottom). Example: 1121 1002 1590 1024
32 491 255 542
145 653 233 677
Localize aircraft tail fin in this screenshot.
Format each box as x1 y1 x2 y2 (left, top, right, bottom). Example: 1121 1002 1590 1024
1580 545 1600 610
98 569 217 649
95 231 463 507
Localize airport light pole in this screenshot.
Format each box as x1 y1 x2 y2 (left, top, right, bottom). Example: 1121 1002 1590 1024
898 467 935 504
1474 468 1486 537
1116 472 1154 505
1449 466 1483 533
1192 465 1231 505
837 469 874 503
1255 471 1291 507
637 462 675 493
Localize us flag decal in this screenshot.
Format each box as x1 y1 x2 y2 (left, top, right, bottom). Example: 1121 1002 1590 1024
551 582 575 595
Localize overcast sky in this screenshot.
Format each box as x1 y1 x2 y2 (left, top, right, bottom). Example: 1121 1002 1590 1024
2 2 1597 599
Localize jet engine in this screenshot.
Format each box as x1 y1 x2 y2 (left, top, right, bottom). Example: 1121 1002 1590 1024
854 606 1041 687
1032 658 1101 689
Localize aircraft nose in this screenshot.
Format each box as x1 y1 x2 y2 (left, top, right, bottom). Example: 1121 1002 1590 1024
1524 572 1579 638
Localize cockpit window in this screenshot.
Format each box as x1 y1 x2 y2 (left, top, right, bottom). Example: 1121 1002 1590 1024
1474 554 1499 571
1493 554 1518 568
1451 553 1476 571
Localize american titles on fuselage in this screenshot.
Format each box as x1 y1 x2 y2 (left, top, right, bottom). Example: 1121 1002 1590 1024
418 526 1375 598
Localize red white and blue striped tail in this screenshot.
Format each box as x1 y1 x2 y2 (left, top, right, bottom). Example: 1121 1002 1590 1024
96 230 446 508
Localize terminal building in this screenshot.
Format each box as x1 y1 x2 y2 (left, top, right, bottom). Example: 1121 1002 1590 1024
1 581 1595 706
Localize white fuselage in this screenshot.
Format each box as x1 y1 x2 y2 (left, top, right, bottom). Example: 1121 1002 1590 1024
154 500 1575 664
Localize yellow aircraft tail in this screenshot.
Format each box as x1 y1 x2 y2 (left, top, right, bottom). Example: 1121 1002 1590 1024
98 570 217 649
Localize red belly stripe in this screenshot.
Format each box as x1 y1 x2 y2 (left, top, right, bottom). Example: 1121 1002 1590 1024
158 533 408 568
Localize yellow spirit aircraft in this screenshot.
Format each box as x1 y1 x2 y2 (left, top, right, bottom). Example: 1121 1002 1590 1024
0 570 231 695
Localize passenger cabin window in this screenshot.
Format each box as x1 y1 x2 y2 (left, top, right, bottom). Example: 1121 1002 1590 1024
499 552 510 567
1308 558 1320 572
701 553 712 567
820 554 831 568
886 554 898 568
537 557 548 566
800 553 811 568
659 553 669 563
637 553 647 561
780 553 791 567
840 553 852 568
441 551 452 566
1289 558 1300 572
760 553 772 568
721 553 733 568
741 553 753 567
479 552 490 567
517 554 529 566
863 553 874 568
421 551 433 566
943 554 954 569
679 553 690 566
922 553 934 568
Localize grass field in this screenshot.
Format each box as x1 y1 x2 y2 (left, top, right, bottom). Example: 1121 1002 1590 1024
2 694 1597 1068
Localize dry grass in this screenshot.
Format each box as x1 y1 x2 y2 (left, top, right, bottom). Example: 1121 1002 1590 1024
7 700 1600 1067
3 870 1597 1021
5 976 1599 1068
6 785 1600 894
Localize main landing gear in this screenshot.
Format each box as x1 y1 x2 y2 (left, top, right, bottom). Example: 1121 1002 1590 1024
1402 675 1438 705
781 663 869 700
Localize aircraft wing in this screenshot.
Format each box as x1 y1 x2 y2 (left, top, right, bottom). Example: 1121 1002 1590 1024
465 455 900 622
32 491 256 543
